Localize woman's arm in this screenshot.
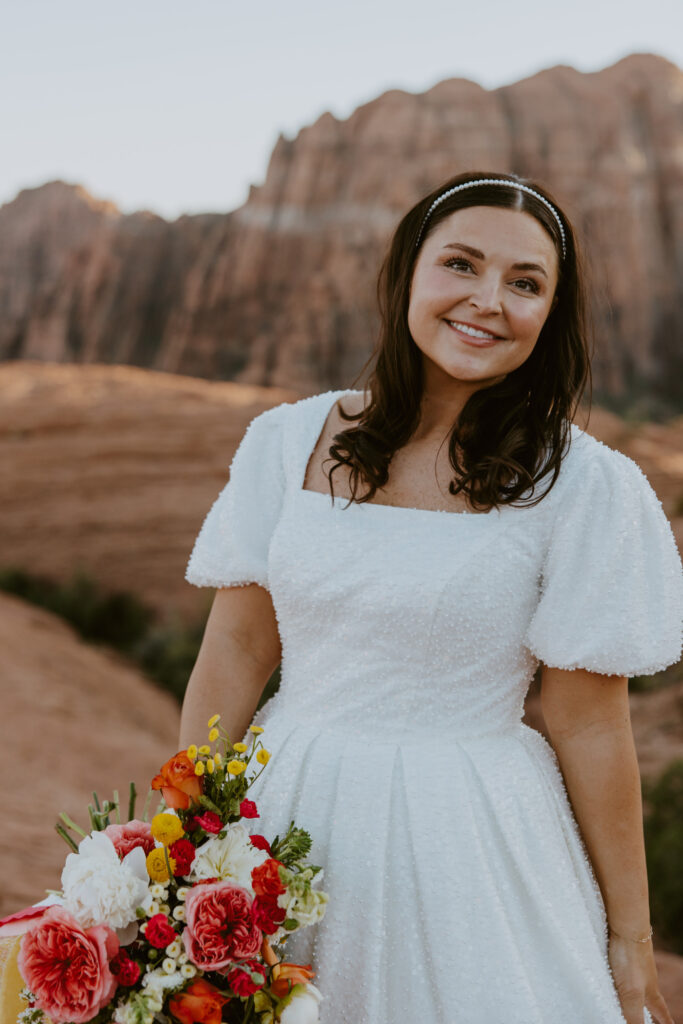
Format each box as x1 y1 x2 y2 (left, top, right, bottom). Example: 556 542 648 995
541 664 674 1024
179 583 282 749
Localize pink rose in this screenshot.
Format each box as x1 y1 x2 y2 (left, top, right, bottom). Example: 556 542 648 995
0 904 49 938
103 820 154 859
183 881 261 971
18 906 119 1024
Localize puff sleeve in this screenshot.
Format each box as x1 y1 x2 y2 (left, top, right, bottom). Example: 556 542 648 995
524 443 683 676
184 404 287 590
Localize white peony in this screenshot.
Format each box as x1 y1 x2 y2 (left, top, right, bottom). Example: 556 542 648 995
278 984 324 1024
61 831 149 930
191 822 268 890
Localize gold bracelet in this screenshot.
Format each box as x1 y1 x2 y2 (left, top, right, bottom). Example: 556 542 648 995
608 923 653 944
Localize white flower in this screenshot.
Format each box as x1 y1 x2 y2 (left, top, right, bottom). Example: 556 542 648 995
162 958 176 974
149 884 167 900
192 822 268 890
165 940 181 958
180 964 197 979
172 905 186 921
141 968 185 1001
61 832 149 930
278 887 329 929
277 984 323 1024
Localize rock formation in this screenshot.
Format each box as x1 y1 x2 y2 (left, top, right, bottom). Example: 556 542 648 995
0 53 682 412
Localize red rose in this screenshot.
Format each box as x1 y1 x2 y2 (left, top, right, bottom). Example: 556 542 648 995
192 811 223 834
249 834 271 854
239 799 259 819
226 959 266 996
145 914 177 949
17 906 118 1024
169 838 196 877
182 881 261 970
168 978 229 1024
251 858 286 897
251 895 286 935
110 951 141 986
103 820 154 859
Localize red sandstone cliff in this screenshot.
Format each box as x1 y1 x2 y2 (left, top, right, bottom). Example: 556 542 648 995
0 54 682 413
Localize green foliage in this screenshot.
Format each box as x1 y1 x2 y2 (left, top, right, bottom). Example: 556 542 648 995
0 566 153 647
643 759 683 954
0 565 281 708
270 820 313 866
628 658 682 693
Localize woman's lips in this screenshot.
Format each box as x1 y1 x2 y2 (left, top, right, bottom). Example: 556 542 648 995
444 320 504 347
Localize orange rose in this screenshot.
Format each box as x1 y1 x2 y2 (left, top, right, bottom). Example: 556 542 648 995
269 961 316 999
151 751 203 810
168 978 229 1024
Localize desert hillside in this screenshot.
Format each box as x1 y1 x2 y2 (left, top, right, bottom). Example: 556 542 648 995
0 590 180 916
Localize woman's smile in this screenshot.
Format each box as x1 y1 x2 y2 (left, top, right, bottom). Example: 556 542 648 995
444 319 507 346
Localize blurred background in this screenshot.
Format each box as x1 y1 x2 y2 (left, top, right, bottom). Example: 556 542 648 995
1 0 683 1004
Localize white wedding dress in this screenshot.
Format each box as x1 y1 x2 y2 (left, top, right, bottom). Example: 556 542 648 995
185 388 683 1024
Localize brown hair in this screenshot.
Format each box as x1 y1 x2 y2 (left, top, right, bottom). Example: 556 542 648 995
325 169 593 512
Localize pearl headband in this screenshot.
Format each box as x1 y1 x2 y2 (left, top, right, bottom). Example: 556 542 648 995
414 178 567 259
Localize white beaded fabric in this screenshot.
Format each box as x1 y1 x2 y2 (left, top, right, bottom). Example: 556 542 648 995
185 388 683 1024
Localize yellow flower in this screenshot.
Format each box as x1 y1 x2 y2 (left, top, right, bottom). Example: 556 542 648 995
151 813 184 847
207 714 221 727
146 848 176 883
256 749 271 765
206 758 215 774
249 726 264 734
194 762 205 776
198 745 211 755
214 751 223 766
208 728 219 743
187 744 198 760
233 742 247 753
226 759 246 775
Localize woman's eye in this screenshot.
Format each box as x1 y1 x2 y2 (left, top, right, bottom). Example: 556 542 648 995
443 258 540 295
514 278 540 294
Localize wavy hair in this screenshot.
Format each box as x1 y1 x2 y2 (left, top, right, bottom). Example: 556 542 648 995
324 169 593 512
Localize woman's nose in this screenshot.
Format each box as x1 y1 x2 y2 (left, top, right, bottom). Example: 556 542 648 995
468 277 503 314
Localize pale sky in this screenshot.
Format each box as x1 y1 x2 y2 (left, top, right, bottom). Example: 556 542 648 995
1 0 682 220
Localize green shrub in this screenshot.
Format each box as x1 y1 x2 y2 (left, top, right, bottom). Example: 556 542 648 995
0 566 280 710
643 759 683 954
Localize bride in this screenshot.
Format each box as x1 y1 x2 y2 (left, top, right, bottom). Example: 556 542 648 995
180 171 683 1024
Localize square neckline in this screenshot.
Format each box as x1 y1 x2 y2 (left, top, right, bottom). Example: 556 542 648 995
298 388 500 518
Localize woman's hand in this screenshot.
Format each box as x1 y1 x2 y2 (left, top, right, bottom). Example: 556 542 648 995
608 933 675 1024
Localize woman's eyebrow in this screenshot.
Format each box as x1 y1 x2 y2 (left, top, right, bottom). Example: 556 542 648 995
442 242 548 279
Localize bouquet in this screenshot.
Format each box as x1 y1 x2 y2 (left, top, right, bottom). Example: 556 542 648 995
0 716 328 1024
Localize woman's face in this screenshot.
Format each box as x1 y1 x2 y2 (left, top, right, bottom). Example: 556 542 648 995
407 205 560 389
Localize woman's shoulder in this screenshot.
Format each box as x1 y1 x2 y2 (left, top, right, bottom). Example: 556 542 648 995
563 421 656 489
255 388 359 425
